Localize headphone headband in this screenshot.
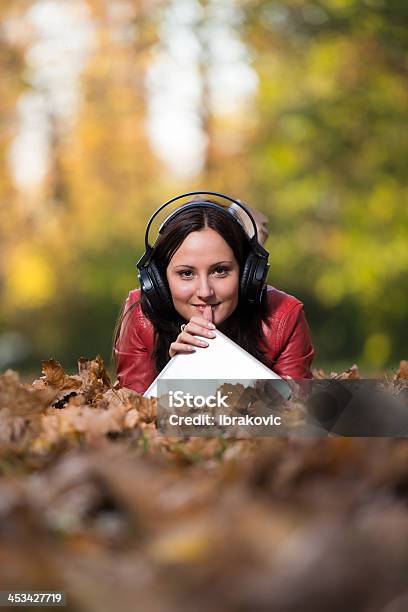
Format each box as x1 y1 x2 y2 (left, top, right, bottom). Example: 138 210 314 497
143 191 260 253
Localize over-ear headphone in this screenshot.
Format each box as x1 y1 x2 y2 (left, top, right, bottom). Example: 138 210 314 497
136 191 270 315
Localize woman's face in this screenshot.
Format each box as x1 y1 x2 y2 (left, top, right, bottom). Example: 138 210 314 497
166 227 240 325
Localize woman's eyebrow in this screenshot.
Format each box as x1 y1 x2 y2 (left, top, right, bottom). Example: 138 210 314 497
173 260 233 270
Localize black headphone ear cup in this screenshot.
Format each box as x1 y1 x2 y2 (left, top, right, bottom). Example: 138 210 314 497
149 261 173 309
139 261 173 315
240 255 253 302
240 252 269 304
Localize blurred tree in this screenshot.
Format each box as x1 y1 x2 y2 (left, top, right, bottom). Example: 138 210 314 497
0 1 28 310
240 0 408 369
2 0 165 371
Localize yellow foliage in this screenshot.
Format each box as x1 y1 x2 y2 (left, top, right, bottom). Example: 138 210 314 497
5 245 56 309
314 273 345 306
363 333 391 368
368 182 396 221
307 40 342 97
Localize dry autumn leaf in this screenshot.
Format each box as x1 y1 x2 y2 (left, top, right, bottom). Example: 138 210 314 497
0 356 407 612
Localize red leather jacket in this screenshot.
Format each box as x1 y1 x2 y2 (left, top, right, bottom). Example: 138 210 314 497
115 285 315 394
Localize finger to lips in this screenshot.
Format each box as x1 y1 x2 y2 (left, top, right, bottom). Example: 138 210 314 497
203 306 216 336
203 305 213 323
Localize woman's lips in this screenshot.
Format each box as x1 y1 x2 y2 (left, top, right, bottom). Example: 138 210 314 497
192 304 220 312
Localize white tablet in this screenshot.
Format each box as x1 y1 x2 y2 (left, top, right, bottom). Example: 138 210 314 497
143 329 290 399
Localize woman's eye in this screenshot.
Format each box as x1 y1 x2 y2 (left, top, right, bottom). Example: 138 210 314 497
179 270 194 279
177 267 229 278
214 266 228 275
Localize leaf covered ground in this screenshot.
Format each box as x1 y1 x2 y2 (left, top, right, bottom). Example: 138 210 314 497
1 358 408 612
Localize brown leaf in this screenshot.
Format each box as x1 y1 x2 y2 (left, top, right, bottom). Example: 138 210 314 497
330 364 361 379
0 408 27 443
0 370 56 428
395 360 408 380
78 355 111 387
312 368 327 379
37 359 82 392
76 356 112 404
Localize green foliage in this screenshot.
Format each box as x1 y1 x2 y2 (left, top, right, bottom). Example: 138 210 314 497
244 0 408 368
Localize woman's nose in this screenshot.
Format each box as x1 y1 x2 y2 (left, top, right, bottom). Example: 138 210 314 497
196 276 215 298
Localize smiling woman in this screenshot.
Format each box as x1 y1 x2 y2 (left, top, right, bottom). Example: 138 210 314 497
112 194 315 394
166 228 240 327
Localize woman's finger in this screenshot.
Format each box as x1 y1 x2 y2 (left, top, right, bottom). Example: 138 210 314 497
203 305 213 323
169 330 212 357
169 342 196 358
190 315 216 329
179 332 209 347
182 322 216 339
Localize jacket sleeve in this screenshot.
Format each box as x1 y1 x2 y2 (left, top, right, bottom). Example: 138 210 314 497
273 303 315 379
114 295 156 394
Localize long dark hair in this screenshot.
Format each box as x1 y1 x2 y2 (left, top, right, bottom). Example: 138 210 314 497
112 202 270 375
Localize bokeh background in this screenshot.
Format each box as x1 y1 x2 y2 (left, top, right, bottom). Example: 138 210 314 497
0 0 407 378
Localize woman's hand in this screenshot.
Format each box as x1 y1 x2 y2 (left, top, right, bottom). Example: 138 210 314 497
169 305 216 358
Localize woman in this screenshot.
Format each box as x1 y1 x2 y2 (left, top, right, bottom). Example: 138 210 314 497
113 196 314 394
